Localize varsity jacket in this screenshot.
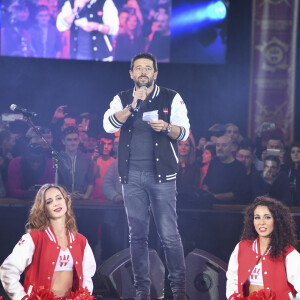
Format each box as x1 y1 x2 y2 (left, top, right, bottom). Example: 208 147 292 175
0 227 96 300
226 238 300 299
103 84 190 183
56 0 119 60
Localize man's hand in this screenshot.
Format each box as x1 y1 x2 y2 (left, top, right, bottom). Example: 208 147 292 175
148 120 167 132
52 105 68 123
132 87 147 108
79 21 100 32
74 0 89 11
113 194 123 203
78 118 90 132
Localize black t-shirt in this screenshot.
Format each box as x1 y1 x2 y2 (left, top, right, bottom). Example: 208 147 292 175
251 170 292 205
129 100 155 172
203 157 247 203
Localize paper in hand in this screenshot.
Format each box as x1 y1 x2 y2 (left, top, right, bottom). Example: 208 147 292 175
74 17 88 27
142 110 159 122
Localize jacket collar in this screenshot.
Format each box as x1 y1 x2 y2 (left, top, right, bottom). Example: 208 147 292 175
45 226 75 244
252 237 271 256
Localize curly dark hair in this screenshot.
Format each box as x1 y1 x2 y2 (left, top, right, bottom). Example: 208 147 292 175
241 196 297 260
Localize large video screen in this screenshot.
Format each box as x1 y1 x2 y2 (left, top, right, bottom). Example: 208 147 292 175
0 0 228 64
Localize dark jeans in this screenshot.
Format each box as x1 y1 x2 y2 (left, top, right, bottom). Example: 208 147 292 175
122 170 186 296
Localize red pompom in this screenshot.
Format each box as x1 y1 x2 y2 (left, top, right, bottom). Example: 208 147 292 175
229 290 276 300
229 293 246 300
28 286 55 300
27 286 94 300
67 287 94 300
247 289 276 300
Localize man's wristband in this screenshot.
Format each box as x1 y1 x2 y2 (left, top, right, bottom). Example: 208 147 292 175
165 123 172 133
125 104 135 113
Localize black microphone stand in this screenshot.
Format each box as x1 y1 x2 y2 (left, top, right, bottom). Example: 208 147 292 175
23 114 70 185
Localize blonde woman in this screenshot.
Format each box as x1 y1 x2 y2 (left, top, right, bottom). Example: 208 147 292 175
0 184 96 300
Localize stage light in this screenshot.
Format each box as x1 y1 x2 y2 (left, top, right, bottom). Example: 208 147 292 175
171 0 228 35
207 1 227 20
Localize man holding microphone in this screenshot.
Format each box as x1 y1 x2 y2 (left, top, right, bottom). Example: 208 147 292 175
56 0 118 60
103 53 190 300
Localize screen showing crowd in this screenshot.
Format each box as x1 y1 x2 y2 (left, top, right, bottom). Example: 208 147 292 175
0 0 228 63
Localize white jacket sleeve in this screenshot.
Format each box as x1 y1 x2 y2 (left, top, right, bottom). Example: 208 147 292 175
0 233 35 300
226 243 240 299
170 93 190 141
102 0 119 36
103 95 124 133
286 249 300 297
82 241 96 293
56 1 73 32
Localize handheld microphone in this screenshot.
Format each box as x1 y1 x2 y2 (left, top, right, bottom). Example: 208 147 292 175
135 86 148 111
10 104 37 118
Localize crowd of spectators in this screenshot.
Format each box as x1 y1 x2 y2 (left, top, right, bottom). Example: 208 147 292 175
1 106 299 207
176 122 300 207
1 0 171 61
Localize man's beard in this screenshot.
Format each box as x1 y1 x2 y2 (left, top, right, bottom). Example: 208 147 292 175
136 76 155 88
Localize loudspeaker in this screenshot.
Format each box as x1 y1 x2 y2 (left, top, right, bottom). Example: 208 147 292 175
95 248 165 299
186 249 227 300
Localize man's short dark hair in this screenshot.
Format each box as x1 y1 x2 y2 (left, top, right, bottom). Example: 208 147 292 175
267 135 284 146
36 4 48 14
130 53 158 72
264 155 280 167
98 132 114 142
25 143 44 155
238 138 255 153
61 126 79 139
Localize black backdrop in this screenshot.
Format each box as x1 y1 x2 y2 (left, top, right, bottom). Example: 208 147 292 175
0 0 299 142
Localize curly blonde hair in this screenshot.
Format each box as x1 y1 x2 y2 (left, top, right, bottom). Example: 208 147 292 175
25 184 77 234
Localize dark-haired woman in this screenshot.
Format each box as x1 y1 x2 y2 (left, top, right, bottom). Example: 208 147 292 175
226 196 300 299
199 144 215 189
0 184 96 299
283 142 300 206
